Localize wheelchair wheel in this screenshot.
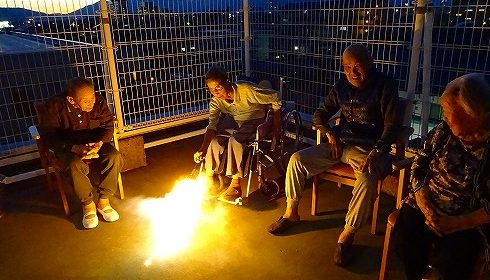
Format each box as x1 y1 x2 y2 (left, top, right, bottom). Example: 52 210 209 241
258 177 281 199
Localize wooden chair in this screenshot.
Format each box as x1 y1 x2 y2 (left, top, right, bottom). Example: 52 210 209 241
29 125 71 216
29 102 124 217
311 98 414 235
377 157 412 280
378 159 487 280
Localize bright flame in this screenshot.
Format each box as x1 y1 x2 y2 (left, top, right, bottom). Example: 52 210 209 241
139 175 226 265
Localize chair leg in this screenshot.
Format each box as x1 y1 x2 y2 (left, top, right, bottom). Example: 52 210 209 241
117 173 124 200
379 222 394 280
311 176 319 216
371 180 383 235
54 170 70 217
40 160 54 192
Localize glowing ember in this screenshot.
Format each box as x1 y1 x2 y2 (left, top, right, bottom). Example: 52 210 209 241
139 175 225 265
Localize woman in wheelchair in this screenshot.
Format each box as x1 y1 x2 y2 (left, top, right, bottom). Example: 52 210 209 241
193 65 282 204
393 73 490 280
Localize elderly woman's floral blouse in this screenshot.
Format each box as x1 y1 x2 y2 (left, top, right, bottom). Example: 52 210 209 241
407 122 490 215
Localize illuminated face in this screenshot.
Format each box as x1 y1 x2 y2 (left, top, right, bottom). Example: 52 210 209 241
440 93 480 140
206 79 232 101
69 85 96 112
342 52 370 88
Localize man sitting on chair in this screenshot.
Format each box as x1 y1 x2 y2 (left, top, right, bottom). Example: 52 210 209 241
268 44 401 266
193 65 282 204
39 77 122 229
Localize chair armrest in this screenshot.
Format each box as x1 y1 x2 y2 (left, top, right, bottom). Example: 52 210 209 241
395 126 415 143
392 156 414 171
387 209 400 226
29 126 40 140
316 129 322 144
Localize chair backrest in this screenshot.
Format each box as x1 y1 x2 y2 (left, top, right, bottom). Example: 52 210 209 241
394 97 415 160
31 101 58 163
33 101 46 124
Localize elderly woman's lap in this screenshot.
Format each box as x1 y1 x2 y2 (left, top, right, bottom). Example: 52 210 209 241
393 204 486 280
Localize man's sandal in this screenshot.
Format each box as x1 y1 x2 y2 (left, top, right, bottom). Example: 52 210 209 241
82 210 98 229
97 206 120 222
268 216 299 235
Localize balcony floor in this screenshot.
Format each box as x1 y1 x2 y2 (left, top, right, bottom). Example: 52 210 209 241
0 136 410 280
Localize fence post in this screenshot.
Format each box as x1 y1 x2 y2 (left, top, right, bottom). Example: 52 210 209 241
405 0 426 128
420 0 433 141
99 0 124 133
243 0 251 77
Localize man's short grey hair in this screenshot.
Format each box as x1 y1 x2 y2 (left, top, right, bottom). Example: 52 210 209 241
442 73 490 130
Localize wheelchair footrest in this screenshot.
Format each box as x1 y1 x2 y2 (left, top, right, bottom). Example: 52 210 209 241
217 196 247 206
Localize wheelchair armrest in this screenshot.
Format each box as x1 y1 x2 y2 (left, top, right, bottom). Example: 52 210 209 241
256 121 273 141
29 125 40 140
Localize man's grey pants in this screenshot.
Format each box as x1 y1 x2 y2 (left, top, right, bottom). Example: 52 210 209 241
285 143 390 233
58 143 122 205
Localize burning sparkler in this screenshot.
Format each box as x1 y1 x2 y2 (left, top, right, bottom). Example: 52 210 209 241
139 175 226 266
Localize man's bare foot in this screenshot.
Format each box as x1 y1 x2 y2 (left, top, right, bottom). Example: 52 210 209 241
83 201 96 216
282 213 300 222
338 229 355 245
96 198 110 209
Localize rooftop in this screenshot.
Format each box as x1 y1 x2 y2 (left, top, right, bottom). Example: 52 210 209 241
0 136 410 280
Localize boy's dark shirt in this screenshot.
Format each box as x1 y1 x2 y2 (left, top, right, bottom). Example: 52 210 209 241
39 94 114 155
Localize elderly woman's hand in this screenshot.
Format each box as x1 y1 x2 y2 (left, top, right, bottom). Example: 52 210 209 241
414 187 443 234
425 213 470 236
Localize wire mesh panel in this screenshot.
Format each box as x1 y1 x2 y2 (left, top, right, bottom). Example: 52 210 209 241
110 1 244 132
412 0 490 140
249 0 414 119
0 0 110 158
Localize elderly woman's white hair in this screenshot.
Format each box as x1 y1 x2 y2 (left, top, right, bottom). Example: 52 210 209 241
441 73 490 130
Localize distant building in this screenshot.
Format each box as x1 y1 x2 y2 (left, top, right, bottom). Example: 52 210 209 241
113 0 128 14
138 2 159 14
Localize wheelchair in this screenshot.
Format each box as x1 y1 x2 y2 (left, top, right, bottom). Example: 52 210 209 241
214 102 303 205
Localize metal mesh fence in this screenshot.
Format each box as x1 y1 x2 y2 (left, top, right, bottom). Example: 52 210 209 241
249 0 414 119
1 0 489 158
249 0 490 143
0 0 109 158
417 0 490 136
0 0 244 157
110 1 243 132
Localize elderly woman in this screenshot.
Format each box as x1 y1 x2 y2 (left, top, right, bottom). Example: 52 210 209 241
194 65 282 203
393 73 490 280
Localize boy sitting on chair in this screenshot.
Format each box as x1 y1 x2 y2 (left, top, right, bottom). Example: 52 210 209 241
39 77 122 229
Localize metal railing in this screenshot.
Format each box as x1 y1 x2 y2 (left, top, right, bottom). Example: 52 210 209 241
0 0 489 163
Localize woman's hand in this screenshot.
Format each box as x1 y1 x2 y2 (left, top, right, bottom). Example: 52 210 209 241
425 213 470 236
193 151 204 163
